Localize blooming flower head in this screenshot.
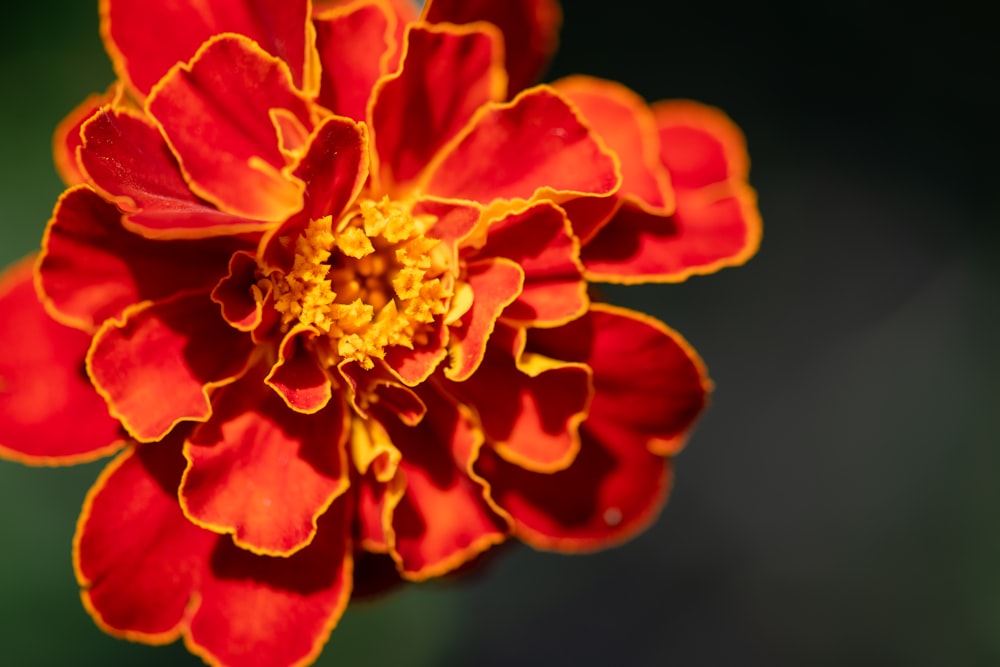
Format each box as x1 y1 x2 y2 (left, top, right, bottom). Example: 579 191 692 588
0 1 761 666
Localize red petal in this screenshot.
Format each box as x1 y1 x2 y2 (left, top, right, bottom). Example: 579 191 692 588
76 440 353 666
79 108 269 239
0 257 123 465
181 371 348 556
211 251 264 331
382 319 449 386
101 0 313 96
554 76 673 213
423 86 619 204
337 360 426 424
87 291 254 442
371 23 506 194
52 86 119 187
445 258 522 382
315 1 395 121
75 439 216 642
38 186 243 332
265 327 334 413
582 101 762 282
529 304 710 457
423 0 562 94
476 426 671 552
292 115 369 221
146 35 313 222
448 325 591 473
477 201 586 327
383 387 508 579
356 470 392 552
476 304 710 551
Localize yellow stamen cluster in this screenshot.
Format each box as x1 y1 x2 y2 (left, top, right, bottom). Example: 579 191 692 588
265 197 453 370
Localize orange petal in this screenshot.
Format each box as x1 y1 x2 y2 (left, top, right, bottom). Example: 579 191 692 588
146 35 313 222
423 0 562 93
38 186 244 332
76 440 354 667
78 108 269 239
370 22 506 194
211 251 263 331
0 256 123 466
181 371 349 556
382 319 449 386
445 257 523 381
476 201 587 327
87 292 255 442
582 101 762 282
554 75 674 213
315 0 397 121
265 326 334 413
382 386 508 579
423 86 620 205
101 0 313 96
52 85 119 187
476 304 710 551
447 325 591 473
529 304 711 457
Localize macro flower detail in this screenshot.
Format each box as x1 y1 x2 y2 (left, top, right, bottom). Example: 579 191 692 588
0 1 761 666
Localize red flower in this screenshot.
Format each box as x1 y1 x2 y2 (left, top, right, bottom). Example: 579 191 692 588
0 1 760 666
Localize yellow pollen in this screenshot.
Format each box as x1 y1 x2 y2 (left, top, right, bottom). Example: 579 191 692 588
263 197 452 370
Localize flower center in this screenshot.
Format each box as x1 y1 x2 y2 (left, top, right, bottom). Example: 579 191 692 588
264 197 453 369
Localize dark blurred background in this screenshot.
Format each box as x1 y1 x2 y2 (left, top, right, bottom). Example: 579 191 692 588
1 2 997 665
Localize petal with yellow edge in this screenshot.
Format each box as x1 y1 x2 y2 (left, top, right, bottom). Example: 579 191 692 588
146 35 314 223
476 304 709 551
447 325 591 473
445 257 522 382
38 186 244 333
76 440 354 667
314 0 396 121
553 76 674 215
291 115 369 222
371 22 506 193
181 369 349 556
101 0 313 96
79 108 269 239
423 0 562 94
52 85 119 187
87 292 255 443
423 87 620 205
382 387 508 579
0 257 123 465
582 101 762 282
265 327 334 413
529 304 711 458
476 200 587 327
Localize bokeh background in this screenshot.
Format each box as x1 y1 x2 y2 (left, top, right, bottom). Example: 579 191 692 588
1 2 997 665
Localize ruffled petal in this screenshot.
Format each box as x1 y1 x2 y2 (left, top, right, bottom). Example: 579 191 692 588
211 251 263 331
265 327 334 413
146 35 314 222
476 201 586 327
38 186 243 332
101 0 313 96
381 387 508 579
582 101 762 282
422 0 562 94
0 257 123 465
52 85 120 187
423 86 619 205
528 304 710 457
554 75 673 214
75 441 354 667
181 370 349 556
315 0 396 121
476 304 709 551
448 325 591 473
445 258 523 382
87 291 255 442
370 22 506 194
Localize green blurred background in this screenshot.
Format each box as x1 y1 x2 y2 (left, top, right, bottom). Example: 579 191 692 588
1 2 997 665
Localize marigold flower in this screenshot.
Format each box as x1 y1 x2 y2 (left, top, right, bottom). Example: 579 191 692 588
0 1 761 666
